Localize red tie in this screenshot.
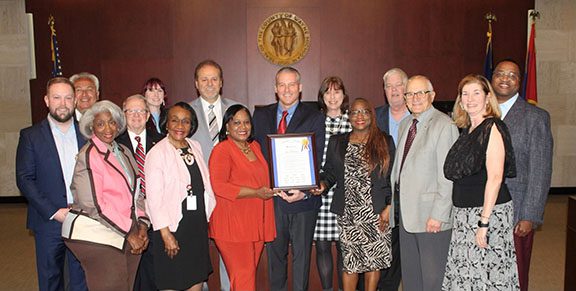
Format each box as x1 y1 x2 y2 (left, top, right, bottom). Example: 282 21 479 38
134 136 146 196
278 111 288 134
400 119 418 173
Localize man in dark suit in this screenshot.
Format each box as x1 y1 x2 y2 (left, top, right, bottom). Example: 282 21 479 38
491 59 553 291
16 77 87 291
116 94 162 291
253 67 325 291
373 68 410 291
375 68 410 145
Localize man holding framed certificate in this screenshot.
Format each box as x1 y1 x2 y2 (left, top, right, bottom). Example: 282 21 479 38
253 67 326 291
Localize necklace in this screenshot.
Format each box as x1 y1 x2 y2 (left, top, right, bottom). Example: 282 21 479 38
178 147 195 165
236 142 252 154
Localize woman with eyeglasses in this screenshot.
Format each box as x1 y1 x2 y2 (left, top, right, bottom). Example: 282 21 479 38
442 75 519 290
313 98 395 291
145 102 216 291
142 78 168 135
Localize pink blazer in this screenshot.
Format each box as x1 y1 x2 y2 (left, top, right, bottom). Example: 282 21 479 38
145 137 216 232
71 137 148 235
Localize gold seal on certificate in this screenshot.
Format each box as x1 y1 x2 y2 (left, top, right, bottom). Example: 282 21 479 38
267 133 319 190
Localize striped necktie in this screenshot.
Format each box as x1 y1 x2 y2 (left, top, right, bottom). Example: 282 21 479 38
399 119 418 173
208 104 218 145
134 136 146 196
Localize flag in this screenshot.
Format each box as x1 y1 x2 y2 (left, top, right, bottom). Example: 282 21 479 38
522 14 537 105
48 15 63 77
483 20 494 81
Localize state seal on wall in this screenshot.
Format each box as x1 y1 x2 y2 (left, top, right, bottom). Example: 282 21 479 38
257 12 311 66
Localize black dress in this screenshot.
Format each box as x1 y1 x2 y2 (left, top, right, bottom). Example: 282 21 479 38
152 150 212 289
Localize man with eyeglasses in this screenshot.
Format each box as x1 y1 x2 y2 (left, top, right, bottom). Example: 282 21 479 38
389 75 459 291
491 59 553 291
116 94 163 291
372 68 410 291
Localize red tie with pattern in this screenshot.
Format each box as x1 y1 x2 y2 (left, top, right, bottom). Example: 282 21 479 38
278 110 288 134
134 136 146 196
399 119 418 173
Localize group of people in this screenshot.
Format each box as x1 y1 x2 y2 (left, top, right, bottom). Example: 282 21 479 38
16 58 552 291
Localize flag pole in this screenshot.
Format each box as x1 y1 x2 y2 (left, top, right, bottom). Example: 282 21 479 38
483 12 496 81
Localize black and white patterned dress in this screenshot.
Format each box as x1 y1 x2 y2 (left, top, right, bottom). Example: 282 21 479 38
314 113 352 241
338 143 391 273
442 118 519 291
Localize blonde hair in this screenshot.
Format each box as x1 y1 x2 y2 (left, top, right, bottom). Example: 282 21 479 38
453 74 501 128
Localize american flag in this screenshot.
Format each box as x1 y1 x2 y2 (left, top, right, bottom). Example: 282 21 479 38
48 15 63 77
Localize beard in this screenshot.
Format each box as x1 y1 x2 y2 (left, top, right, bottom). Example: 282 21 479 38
49 108 74 123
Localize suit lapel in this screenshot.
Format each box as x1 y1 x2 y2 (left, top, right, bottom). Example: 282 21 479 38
286 103 304 133
40 120 65 178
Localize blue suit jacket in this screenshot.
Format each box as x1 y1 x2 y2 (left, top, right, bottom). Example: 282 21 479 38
375 104 391 134
16 119 86 233
253 101 326 213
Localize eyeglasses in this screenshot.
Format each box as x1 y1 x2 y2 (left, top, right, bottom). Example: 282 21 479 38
124 109 149 116
493 71 520 81
349 109 371 116
404 90 430 100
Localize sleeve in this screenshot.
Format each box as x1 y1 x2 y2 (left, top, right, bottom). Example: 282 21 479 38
320 136 339 190
312 113 327 166
15 130 59 219
430 121 459 223
209 143 242 202
144 149 172 230
521 110 553 226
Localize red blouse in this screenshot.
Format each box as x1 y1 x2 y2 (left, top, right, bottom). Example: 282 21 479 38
208 139 276 242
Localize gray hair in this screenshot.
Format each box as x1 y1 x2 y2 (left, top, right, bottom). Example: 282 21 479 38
70 72 100 91
79 100 126 139
383 68 408 85
407 75 434 91
122 94 149 110
275 67 301 83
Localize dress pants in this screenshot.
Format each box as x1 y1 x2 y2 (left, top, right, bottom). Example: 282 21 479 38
66 240 141 291
34 229 87 291
514 230 535 291
215 240 265 291
378 225 401 290
267 206 318 291
399 221 451 291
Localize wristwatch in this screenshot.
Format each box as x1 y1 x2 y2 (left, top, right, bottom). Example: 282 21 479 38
477 220 489 228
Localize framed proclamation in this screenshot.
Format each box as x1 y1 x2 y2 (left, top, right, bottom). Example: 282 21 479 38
267 133 319 191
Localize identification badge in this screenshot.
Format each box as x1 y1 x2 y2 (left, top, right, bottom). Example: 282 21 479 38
186 195 197 210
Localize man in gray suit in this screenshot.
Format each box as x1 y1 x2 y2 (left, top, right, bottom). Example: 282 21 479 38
189 59 240 163
491 59 553 291
189 60 239 291
390 75 459 291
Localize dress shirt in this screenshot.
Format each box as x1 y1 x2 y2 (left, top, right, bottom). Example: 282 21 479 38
499 93 519 119
150 111 161 133
276 101 299 128
75 109 83 121
200 95 223 130
47 115 78 205
388 109 410 146
127 130 147 153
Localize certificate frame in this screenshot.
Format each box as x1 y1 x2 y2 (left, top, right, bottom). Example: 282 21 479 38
267 132 319 191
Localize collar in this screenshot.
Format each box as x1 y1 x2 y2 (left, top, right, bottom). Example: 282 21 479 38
200 95 222 110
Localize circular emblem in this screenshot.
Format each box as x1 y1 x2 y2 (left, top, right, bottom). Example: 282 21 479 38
257 12 311 66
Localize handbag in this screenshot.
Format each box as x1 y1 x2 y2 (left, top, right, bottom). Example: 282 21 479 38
62 210 126 250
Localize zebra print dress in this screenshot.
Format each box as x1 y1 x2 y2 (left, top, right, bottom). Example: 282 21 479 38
338 142 392 273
